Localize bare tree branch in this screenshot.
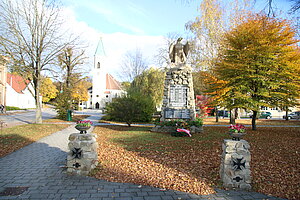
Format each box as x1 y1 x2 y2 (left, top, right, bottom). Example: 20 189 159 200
0 0 77 123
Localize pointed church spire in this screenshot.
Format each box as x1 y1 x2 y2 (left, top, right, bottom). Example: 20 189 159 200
94 36 106 57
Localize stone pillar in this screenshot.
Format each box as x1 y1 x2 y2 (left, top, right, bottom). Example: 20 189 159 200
220 139 251 190
160 64 196 121
67 133 98 176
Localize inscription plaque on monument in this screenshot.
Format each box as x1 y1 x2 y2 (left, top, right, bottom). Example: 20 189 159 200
169 85 187 107
164 108 190 119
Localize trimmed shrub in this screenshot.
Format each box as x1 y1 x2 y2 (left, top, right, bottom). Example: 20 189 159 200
104 93 155 126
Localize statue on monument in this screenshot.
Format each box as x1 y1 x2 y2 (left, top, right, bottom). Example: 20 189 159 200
169 37 190 64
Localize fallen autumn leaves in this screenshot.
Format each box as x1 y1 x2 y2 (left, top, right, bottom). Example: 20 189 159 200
91 125 300 200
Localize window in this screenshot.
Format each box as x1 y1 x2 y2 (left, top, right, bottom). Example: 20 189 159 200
97 62 100 69
106 95 109 98
96 95 99 97
260 106 268 110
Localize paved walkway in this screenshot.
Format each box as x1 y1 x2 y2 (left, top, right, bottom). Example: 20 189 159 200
0 116 286 200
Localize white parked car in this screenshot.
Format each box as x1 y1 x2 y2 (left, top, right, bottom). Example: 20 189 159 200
283 111 300 119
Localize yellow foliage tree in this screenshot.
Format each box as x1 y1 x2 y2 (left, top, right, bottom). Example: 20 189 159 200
40 77 58 103
71 79 92 107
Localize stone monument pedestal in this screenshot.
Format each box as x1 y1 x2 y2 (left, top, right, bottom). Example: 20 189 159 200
160 65 196 121
220 139 251 190
67 133 98 176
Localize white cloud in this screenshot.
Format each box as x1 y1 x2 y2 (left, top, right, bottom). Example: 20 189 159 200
61 6 165 81
67 0 146 35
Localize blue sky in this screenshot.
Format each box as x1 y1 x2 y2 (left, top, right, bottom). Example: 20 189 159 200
63 0 200 36
62 0 295 80
64 0 293 36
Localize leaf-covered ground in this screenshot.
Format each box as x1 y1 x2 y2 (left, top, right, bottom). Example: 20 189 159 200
92 125 300 200
0 124 69 158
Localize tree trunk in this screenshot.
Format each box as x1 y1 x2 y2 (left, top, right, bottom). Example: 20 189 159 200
34 68 42 124
230 109 235 124
235 108 239 119
215 107 219 122
251 110 257 130
285 107 289 121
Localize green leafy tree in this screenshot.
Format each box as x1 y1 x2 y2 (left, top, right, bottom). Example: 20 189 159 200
55 90 72 120
104 92 155 127
212 14 300 130
130 67 165 107
40 77 58 103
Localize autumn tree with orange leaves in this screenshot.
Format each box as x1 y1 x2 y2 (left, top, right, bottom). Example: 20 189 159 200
211 14 300 130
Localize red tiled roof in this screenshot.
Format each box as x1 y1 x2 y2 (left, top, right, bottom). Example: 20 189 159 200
7 73 30 94
106 74 122 90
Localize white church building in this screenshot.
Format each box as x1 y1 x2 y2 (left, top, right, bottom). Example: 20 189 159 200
83 38 124 109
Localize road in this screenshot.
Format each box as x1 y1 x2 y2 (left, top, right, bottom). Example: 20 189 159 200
0 108 57 128
0 109 104 128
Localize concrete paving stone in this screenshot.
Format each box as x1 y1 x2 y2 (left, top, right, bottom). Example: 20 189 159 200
251 193 269 198
226 196 244 200
93 185 105 190
79 193 92 198
173 194 190 199
147 191 165 196
16 195 31 199
91 193 109 198
132 197 144 200
0 196 18 200
161 195 175 200
174 191 190 195
115 188 126 193
114 197 134 200
97 189 115 193
213 197 229 200
103 185 121 189
60 193 80 198
226 191 243 196
215 192 227 197
150 187 165 192
140 187 153 192
47 193 63 199
40 189 59 194
188 193 203 199
120 192 138 197
241 195 255 199
108 192 120 198
57 189 71 194
86 189 98 194
164 191 177 196
137 192 148 196
125 188 143 193
144 196 163 200
29 193 50 199
69 189 87 193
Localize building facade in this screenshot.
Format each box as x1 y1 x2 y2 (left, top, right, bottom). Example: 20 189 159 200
6 73 37 109
83 38 124 109
0 56 8 107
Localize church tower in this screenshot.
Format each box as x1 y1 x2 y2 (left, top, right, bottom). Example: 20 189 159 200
91 37 107 109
